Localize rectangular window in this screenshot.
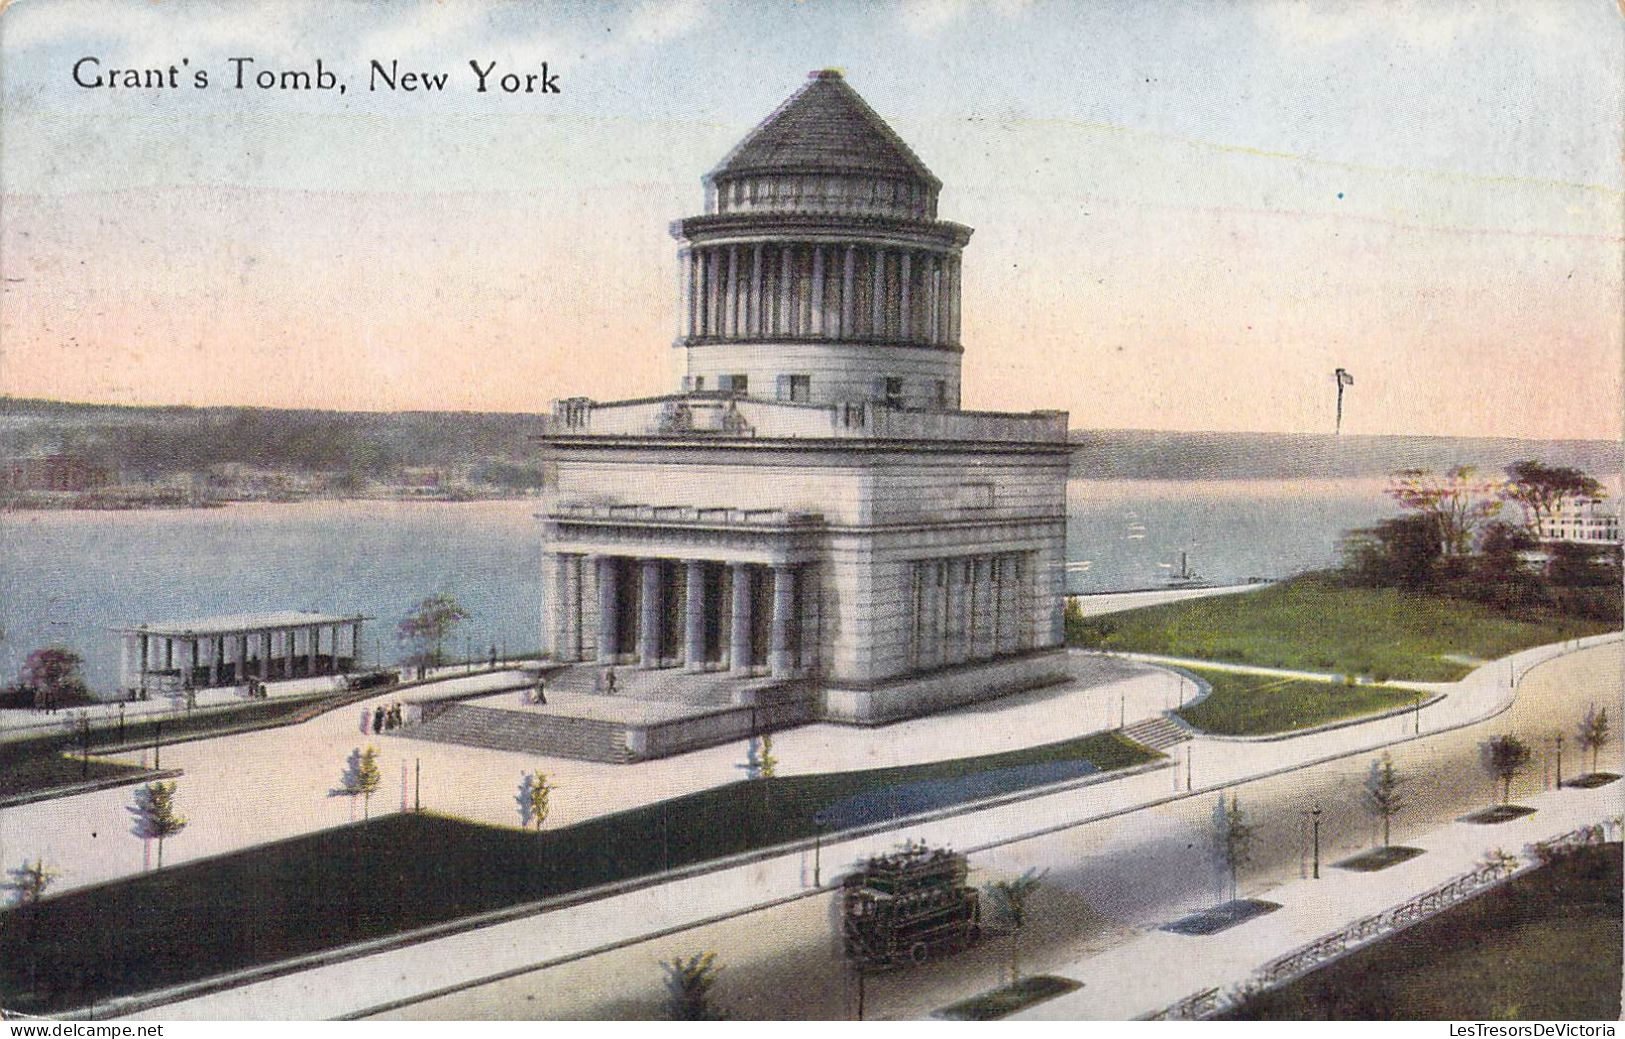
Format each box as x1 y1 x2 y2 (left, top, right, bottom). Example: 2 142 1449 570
787 374 811 402
693 375 705 391
934 379 948 408
884 377 904 407
721 374 748 394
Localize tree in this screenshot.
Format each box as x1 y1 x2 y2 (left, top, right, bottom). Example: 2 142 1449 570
340 745 383 820
662 951 726 1020
1219 793 1254 902
1386 466 1501 558
1502 460 1604 535
8 645 91 710
130 780 187 868
7 857 59 905
1483 735 1532 805
1362 754 1407 848
989 868 1047 984
397 594 472 674
1578 706 1612 776
527 770 557 831
756 734 778 780
1340 514 1441 589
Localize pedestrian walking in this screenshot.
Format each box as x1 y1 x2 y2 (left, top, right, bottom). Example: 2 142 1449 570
604 666 617 694
536 677 547 705
373 705 386 733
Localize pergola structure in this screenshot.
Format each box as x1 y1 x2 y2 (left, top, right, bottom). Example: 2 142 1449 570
115 611 368 697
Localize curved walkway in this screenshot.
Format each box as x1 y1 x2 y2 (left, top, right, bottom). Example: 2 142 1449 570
108 632 1618 1019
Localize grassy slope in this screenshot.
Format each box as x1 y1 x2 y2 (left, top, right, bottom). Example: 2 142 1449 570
1175 669 1418 736
0 731 1149 1014
1071 573 1616 681
1226 844 1622 1020
0 697 328 798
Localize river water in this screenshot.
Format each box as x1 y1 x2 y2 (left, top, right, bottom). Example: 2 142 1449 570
1 480 1395 694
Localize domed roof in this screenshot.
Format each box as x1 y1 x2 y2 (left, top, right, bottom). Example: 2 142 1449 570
710 70 940 188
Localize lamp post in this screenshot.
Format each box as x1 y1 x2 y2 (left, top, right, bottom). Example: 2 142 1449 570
1414 691 1422 735
813 811 826 887
118 702 126 746
1309 802 1323 879
1554 733 1564 790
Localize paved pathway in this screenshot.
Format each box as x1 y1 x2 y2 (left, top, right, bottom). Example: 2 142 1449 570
1068 583 1266 617
1020 779 1622 1020
113 633 1618 1019
0 655 1179 898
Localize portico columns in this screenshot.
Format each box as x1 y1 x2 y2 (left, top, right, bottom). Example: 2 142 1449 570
597 556 620 664
770 565 796 678
209 637 222 685
841 245 856 337
684 560 707 672
730 563 754 674
639 559 662 668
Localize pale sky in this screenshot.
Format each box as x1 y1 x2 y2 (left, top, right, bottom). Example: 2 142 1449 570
1 0 1621 439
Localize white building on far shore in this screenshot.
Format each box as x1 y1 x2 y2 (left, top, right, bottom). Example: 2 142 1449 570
1538 498 1621 546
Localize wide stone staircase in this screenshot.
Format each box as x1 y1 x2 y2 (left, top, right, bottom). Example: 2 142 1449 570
1120 715 1194 753
406 703 631 763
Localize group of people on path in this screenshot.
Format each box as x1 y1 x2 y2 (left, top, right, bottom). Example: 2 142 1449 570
364 702 406 734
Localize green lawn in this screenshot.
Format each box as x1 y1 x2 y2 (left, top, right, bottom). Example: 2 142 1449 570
0 731 1149 1014
1174 668 1419 736
1070 573 1616 681
0 692 359 799
0 752 151 799
1224 843 1621 1020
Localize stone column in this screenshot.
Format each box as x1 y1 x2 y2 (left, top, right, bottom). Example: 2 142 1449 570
749 244 764 337
566 556 584 663
138 633 150 690
779 246 794 336
598 556 620 664
707 249 722 337
353 620 364 668
307 626 319 675
949 256 962 343
928 255 941 344
684 559 706 672
810 246 825 337
677 247 690 339
841 245 856 337
771 565 796 678
551 551 572 662
899 251 912 340
209 636 221 686
726 245 740 338
730 563 754 674
871 246 885 336
260 631 272 679
692 247 705 338
639 558 662 668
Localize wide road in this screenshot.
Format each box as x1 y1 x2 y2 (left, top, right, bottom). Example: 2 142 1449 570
376 640 1621 1021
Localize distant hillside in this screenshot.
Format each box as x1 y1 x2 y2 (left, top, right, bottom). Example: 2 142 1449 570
1069 429 1621 482
0 398 1616 485
0 398 545 484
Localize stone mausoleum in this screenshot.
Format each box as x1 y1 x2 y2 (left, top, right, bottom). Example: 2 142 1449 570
536 70 1069 728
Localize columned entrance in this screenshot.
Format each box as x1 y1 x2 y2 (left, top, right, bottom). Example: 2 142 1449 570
552 552 809 678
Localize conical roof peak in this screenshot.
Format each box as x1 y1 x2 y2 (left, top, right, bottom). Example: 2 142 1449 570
710 71 940 187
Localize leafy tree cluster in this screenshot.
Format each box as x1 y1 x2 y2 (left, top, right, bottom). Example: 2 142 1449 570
1 646 94 710
1342 460 1620 623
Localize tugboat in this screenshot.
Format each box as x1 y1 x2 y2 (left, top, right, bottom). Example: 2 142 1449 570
1159 551 1210 589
